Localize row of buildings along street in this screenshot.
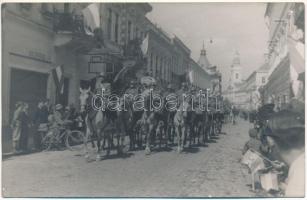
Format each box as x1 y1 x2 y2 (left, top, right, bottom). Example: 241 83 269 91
2 3 221 152
1 2 305 198
223 3 304 111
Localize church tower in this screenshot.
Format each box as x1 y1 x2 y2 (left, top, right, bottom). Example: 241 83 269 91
230 51 242 85
197 42 211 71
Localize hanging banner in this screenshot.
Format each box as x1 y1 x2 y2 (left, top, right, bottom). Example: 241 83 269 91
82 3 100 35
52 65 64 94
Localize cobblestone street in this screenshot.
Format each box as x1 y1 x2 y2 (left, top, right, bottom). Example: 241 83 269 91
2 120 255 197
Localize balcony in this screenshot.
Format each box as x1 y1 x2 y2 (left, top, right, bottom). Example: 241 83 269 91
53 12 84 34
53 12 103 53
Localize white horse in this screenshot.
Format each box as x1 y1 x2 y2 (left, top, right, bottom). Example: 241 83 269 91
79 87 110 161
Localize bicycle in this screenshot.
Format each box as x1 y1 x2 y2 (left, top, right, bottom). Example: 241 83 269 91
41 121 85 151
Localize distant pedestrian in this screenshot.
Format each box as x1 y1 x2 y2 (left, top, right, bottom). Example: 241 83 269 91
19 103 31 152
11 102 24 153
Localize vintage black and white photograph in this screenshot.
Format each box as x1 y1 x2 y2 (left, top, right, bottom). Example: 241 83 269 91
1 2 305 197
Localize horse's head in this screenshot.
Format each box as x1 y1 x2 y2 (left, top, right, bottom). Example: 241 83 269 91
79 87 91 113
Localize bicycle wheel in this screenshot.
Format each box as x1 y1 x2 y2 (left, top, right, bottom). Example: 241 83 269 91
41 133 53 151
65 130 85 151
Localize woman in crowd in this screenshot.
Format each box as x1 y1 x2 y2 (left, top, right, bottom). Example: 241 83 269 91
11 102 24 153
19 103 31 152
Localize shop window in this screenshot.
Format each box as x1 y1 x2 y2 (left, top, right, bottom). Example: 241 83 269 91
262 77 266 84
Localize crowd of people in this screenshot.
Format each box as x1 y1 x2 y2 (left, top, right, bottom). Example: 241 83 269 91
10 99 79 154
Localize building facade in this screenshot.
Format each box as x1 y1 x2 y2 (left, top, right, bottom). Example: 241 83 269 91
223 51 248 109
189 59 212 90
2 3 200 127
243 62 269 111
263 3 304 109
2 3 84 126
197 45 222 94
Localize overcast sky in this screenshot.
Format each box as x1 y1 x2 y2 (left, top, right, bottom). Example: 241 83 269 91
147 3 269 89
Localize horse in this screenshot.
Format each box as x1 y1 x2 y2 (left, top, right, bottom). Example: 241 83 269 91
173 102 190 153
79 87 128 161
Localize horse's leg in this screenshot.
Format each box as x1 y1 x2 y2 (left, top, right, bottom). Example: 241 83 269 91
116 131 121 154
164 123 168 148
145 123 152 155
158 123 162 149
84 127 91 161
171 125 175 144
96 129 102 161
181 124 186 152
129 127 135 150
197 123 201 144
106 132 111 156
175 125 181 153
117 125 125 155
102 136 106 150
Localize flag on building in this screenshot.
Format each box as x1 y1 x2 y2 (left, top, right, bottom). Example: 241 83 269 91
52 65 64 94
140 33 149 56
82 3 100 36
